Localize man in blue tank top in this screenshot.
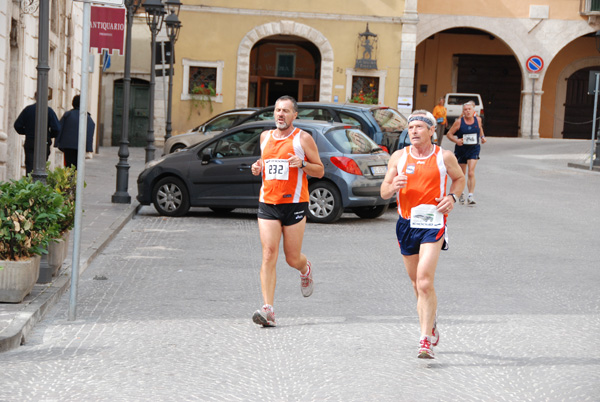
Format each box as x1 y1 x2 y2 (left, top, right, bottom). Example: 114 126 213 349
446 101 486 205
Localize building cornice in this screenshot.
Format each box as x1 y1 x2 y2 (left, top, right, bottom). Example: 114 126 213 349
181 4 413 24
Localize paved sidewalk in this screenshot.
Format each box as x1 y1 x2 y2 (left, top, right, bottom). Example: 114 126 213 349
0 146 146 352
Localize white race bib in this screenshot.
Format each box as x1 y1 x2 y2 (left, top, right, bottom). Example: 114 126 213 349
463 133 478 145
264 159 289 180
410 204 444 229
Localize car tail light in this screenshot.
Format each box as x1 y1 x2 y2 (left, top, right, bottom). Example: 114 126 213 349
330 156 363 175
480 108 484 117
379 145 389 153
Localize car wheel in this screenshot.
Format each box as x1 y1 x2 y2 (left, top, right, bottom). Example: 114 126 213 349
170 143 186 153
152 176 190 217
308 181 343 223
210 207 235 214
352 204 388 219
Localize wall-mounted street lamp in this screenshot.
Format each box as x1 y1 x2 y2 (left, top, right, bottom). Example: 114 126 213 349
142 0 166 163
112 0 144 204
164 5 182 141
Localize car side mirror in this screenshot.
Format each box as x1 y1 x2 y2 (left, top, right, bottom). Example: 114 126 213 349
201 148 212 165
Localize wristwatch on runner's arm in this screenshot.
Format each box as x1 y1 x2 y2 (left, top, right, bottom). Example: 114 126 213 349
448 193 458 203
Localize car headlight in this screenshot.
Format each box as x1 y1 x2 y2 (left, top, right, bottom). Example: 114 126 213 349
144 158 163 170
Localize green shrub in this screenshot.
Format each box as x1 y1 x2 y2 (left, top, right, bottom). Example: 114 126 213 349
46 164 78 234
0 177 65 261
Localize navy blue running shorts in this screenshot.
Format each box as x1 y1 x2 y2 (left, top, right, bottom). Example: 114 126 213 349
396 216 448 256
258 202 308 226
454 144 480 164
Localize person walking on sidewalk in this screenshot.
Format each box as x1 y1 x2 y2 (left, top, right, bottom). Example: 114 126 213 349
380 110 465 359
55 95 95 169
446 101 486 205
13 93 61 174
250 96 324 327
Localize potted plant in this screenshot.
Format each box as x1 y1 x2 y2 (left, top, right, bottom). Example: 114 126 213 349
37 165 77 282
0 176 64 302
189 83 219 119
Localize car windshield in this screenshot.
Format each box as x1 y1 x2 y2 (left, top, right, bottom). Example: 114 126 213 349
371 108 407 132
447 95 480 106
325 128 381 154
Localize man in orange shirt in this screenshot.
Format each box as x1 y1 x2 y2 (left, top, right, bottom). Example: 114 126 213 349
432 97 447 147
381 110 465 358
250 96 324 327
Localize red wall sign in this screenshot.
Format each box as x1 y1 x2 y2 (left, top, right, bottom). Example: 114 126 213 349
90 6 126 55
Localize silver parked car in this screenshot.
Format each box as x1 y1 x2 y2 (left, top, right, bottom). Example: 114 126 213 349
162 108 259 155
139 120 390 223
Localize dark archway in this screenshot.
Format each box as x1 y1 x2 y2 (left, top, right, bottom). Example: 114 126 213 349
454 53 521 137
563 66 600 139
249 35 321 107
420 28 522 137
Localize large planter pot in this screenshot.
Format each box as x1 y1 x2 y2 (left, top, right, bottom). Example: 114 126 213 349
0 255 41 303
38 231 71 283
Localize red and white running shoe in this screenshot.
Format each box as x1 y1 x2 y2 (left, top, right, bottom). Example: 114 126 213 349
300 261 314 297
252 305 276 327
418 336 435 359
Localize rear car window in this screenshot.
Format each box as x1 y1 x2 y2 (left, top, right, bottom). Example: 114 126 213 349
447 95 481 106
325 128 380 154
297 108 334 122
204 115 241 132
371 108 407 132
337 111 363 128
252 110 274 121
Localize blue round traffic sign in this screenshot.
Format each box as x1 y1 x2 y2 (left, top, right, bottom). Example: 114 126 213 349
526 55 544 73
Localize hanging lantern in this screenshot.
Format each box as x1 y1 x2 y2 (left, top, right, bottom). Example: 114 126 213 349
355 23 378 70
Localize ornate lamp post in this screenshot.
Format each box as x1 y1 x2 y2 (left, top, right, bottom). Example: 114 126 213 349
164 2 182 141
32 0 50 183
143 0 166 163
112 0 143 203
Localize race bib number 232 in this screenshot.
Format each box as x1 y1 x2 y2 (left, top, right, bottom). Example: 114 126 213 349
264 159 289 180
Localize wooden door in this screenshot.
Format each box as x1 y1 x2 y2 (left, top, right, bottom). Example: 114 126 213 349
112 79 150 147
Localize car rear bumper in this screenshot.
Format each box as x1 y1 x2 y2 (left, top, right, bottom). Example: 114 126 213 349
348 176 388 207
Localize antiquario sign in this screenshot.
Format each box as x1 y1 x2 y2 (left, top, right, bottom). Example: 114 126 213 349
90 6 126 54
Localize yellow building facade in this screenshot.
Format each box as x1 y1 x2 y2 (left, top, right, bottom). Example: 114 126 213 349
170 0 414 138
99 0 600 149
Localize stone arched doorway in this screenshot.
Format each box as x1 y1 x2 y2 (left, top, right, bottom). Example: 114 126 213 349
416 27 522 137
235 21 333 108
249 36 321 107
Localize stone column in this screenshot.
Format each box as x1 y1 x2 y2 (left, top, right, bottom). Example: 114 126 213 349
398 1 418 116
520 76 543 139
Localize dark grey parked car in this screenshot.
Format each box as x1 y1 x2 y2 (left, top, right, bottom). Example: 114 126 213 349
137 120 390 223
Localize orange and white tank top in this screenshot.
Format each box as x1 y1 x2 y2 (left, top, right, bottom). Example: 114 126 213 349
259 127 309 204
396 145 447 219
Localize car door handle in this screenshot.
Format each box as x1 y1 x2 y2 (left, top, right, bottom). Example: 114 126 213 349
238 164 251 170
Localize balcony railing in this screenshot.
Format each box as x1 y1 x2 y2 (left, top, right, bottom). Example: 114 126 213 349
581 0 600 15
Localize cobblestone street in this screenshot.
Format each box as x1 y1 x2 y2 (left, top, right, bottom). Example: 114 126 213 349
0 138 598 401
